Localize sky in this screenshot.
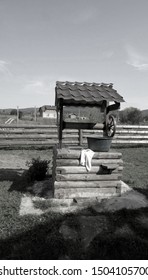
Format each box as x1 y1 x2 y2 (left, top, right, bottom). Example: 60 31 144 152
0 0 148 110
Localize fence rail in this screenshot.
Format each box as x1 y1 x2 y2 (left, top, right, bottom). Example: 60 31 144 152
0 124 148 148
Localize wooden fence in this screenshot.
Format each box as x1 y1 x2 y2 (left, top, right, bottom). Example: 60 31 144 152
0 124 148 148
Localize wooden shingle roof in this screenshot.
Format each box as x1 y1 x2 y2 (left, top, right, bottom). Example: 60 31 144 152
55 81 125 107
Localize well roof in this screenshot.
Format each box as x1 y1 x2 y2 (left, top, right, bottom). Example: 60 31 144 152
55 81 125 107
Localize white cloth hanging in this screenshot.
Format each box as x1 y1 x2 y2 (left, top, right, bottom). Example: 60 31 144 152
80 149 95 172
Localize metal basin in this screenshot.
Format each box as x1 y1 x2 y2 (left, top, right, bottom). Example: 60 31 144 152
87 136 112 152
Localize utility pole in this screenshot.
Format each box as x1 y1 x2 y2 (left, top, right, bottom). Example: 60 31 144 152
34 106 37 122
17 106 19 125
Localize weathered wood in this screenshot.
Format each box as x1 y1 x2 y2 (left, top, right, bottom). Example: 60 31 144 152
54 180 121 188
63 121 95 130
62 129 79 133
56 158 123 166
0 134 58 139
116 130 148 134
56 165 123 174
0 140 58 146
62 139 79 143
113 140 148 144
56 173 121 181
115 135 148 139
0 129 58 134
0 124 148 148
62 134 79 138
117 125 148 129
0 124 56 128
54 187 118 199
55 149 122 159
79 129 83 146
59 99 63 148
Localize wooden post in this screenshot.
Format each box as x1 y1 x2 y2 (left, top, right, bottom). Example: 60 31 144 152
17 106 19 125
34 106 37 122
59 99 63 149
103 101 108 136
79 129 83 146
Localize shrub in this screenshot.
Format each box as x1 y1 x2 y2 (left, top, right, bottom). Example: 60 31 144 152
10 109 17 115
119 107 142 124
26 157 50 182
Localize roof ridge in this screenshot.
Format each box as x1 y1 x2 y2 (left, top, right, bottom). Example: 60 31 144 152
56 81 113 88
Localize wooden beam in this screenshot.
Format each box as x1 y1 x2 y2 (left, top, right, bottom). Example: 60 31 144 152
54 180 121 188
56 158 123 166
59 99 63 148
56 165 123 174
63 121 95 130
107 102 120 114
56 173 121 181
55 149 122 159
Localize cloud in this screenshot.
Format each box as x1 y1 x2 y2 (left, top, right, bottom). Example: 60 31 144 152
125 45 148 71
22 78 57 97
0 60 12 76
70 7 97 24
101 50 114 60
23 80 48 95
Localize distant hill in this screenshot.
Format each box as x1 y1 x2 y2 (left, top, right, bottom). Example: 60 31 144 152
0 107 39 115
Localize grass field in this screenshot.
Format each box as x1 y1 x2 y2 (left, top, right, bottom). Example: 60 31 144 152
0 146 148 259
0 113 57 125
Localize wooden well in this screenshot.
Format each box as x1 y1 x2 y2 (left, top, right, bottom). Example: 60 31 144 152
52 147 123 199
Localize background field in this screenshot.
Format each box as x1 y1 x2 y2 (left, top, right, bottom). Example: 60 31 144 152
0 146 147 188
0 146 148 259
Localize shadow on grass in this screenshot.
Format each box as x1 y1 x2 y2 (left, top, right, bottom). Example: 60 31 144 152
85 234 148 260
0 168 52 197
0 168 30 193
85 207 148 260
0 168 23 182
0 214 83 260
134 187 148 200
1 207 148 260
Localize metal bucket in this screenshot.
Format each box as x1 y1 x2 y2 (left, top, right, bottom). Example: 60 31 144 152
87 136 112 152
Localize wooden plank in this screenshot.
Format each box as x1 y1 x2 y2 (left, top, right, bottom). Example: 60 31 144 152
62 129 79 133
112 140 148 144
115 135 148 139
0 124 56 128
117 125 148 129
54 187 117 199
63 121 95 130
56 165 123 174
0 129 58 134
55 149 122 159
56 173 120 181
56 158 123 166
116 130 148 134
0 134 58 139
82 129 103 133
0 140 58 146
54 180 121 188
62 134 79 138
62 140 79 144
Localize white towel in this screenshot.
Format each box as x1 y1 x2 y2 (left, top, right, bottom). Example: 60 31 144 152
80 149 95 172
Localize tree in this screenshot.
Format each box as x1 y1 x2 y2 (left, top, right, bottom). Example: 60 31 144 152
18 111 23 119
10 109 23 119
119 107 142 124
10 109 17 115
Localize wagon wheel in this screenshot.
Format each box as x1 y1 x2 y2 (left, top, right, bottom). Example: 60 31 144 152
104 115 116 137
